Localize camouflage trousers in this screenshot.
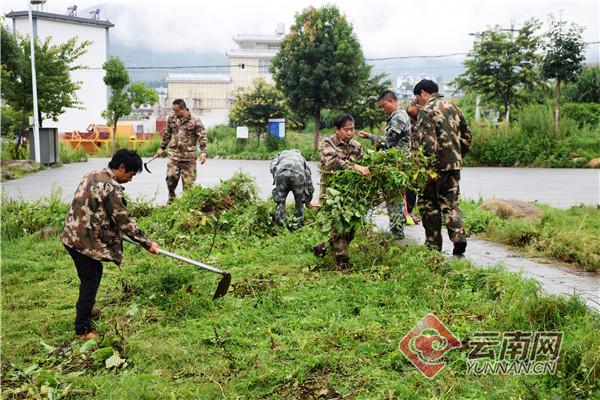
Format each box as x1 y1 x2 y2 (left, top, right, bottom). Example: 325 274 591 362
272 170 306 227
332 229 355 264
418 170 466 251
166 159 197 201
317 229 356 265
386 197 405 238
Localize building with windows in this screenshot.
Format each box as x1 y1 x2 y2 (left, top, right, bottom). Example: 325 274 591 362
5 8 113 132
165 23 285 126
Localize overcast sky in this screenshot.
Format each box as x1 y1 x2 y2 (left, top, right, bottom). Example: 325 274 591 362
2 0 599 62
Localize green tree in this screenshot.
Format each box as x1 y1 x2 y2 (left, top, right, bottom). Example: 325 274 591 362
229 77 287 145
541 18 585 133
271 5 370 150
565 66 600 103
102 56 158 151
1 27 89 152
454 20 541 123
1 25 21 75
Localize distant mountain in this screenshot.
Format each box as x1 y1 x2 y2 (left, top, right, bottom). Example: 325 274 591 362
109 42 229 85
83 2 465 86
108 42 465 86
78 3 229 85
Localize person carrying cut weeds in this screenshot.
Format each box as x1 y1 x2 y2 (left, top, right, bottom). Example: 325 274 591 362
312 113 370 271
358 90 411 239
61 149 160 340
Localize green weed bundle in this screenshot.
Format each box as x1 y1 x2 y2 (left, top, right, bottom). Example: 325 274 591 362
318 148 432 234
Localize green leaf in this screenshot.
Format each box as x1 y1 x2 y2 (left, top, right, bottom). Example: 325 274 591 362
23 363 39 375
79 339 98 353
92 347 115 363
40 339 55 353
105 352 126 369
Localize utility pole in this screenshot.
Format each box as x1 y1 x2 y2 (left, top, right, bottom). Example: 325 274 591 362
499 21 518 123
28 0 43 163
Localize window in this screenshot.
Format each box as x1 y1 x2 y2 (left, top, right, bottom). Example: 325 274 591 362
259 59 271 75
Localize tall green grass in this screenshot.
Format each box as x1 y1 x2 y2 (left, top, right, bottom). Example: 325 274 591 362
462 200 600 271
59 143 89 164
465 104 600 168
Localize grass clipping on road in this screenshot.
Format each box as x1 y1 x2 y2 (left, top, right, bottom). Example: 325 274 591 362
2 174 600 399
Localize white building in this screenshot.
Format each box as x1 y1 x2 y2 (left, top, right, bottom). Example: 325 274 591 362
166 24 285 127
6 10 113 133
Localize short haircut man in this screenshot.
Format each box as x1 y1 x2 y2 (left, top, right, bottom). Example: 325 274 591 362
378 89 398 102
108 149 143 174
413 79 439 96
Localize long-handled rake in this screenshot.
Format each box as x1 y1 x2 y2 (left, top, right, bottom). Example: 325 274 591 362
124 236 231 299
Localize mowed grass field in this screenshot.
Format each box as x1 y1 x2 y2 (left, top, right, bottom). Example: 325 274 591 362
2 176 599 399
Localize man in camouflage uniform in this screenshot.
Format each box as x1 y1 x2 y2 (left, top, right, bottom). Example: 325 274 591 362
313 113 371 270
359 90 411 239
413 79 472 255
270 149 315 228
61 149 159 339
155 99 207 203
404 101 422 222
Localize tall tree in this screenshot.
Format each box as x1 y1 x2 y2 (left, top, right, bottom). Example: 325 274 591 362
271 5 370 150
1 27 89 151
541 18 585 133
229 77 287 139
102 57 158 151
455 20 541 123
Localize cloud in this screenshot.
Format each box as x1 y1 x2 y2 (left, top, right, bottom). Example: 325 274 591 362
2 0 597 60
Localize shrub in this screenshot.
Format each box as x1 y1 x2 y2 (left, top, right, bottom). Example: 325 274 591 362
561 103 600 128
465 105 599 167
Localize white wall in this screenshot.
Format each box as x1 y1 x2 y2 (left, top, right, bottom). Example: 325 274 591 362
13 18 108 133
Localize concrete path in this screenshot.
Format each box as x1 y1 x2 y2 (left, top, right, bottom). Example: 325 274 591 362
2 158 599 207
2 158 599 311
373 215 600 312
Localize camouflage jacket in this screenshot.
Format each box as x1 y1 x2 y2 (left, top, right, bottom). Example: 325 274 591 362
270 149 315 198
319 135 364 172
160 112 207 162
415 94 472 171
408 113 420 151
60 168 152 266
368 108 411 151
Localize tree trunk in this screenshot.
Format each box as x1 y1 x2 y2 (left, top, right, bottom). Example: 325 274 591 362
504 90 510 124
15 108 27 157
112 118 118 153
555 78 561 136
313 112 321 152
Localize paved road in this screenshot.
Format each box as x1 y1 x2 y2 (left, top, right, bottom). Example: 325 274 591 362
2 158 599 208
2 158 599 311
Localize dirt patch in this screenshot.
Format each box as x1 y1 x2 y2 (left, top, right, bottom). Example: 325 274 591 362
480 199 543 219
